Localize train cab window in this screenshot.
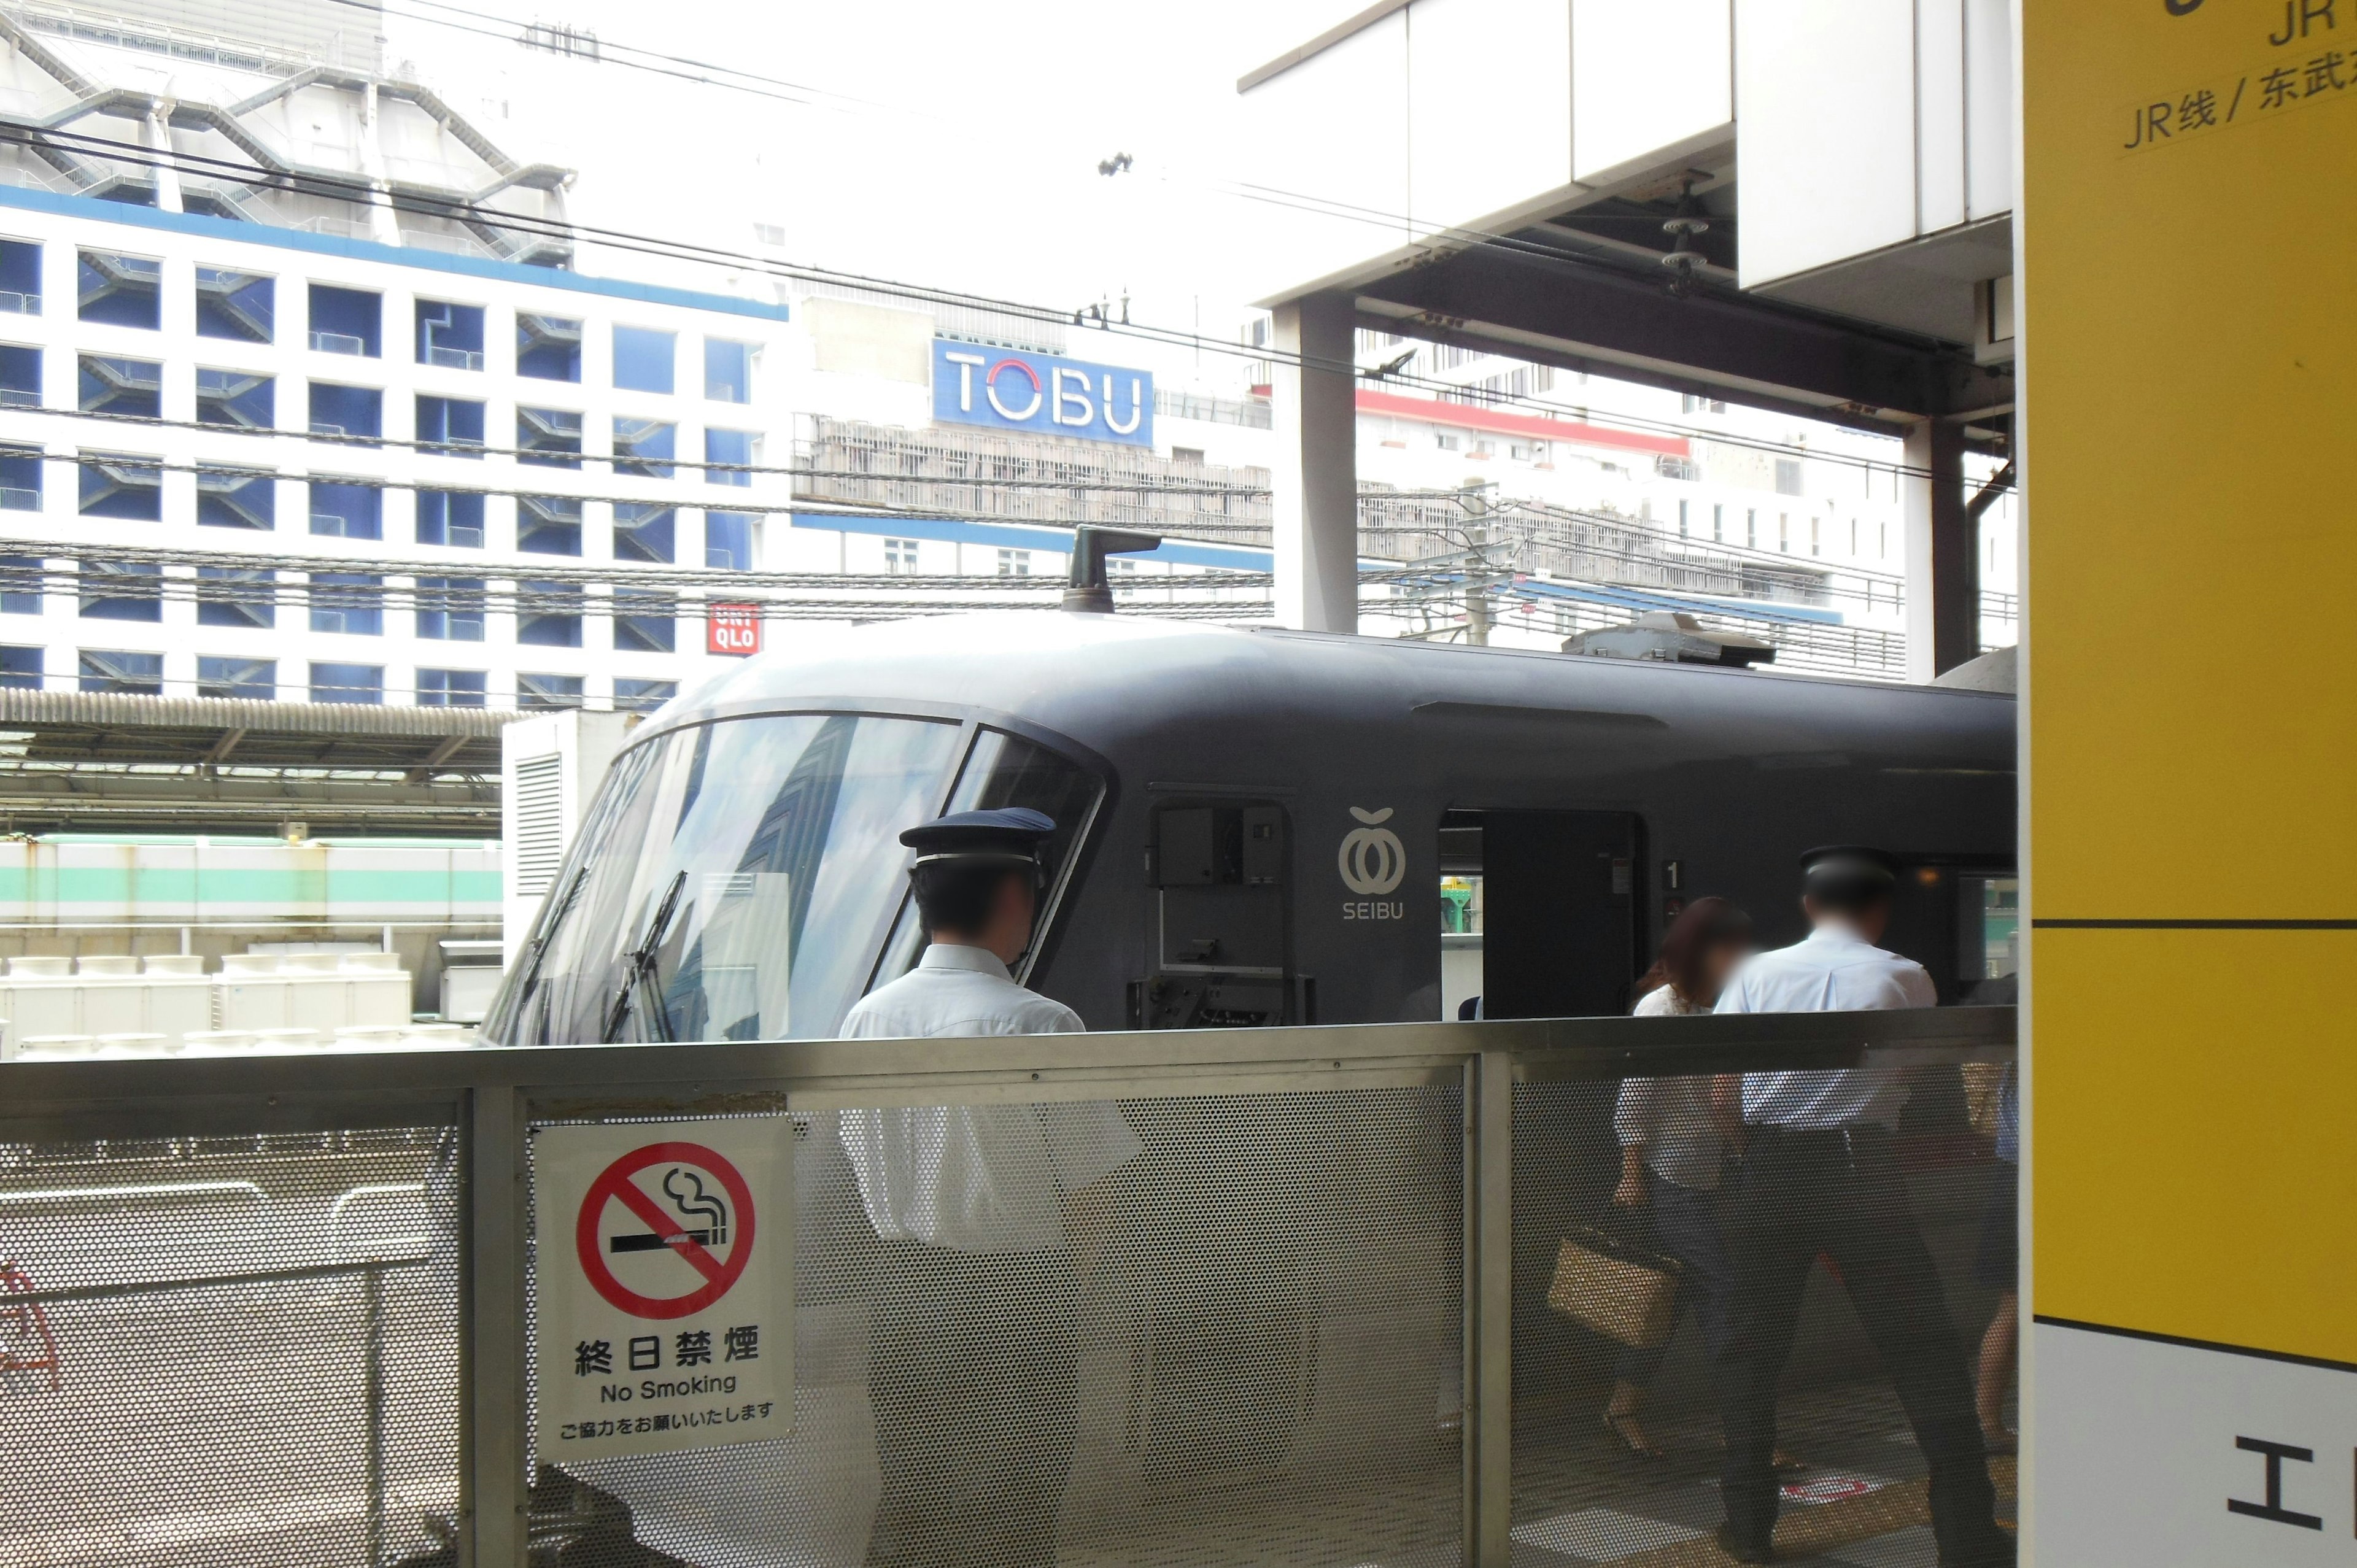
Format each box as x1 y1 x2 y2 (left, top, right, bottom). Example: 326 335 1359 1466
489 713 964 1045
870 727 1106 992
1958 873 2019 997
1885 863 2019 1002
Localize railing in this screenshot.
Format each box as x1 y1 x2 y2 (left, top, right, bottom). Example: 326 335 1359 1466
424 344 486 371
0 290 41 315
309 330 368 356
0 1006 2016 1567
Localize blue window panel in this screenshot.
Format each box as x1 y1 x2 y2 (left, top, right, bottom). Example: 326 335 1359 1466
517 312 581 381
517 672 584 710
703 427 753 486
0 447 40 511
613 417 675 478
517 495 582 556
613 325 675 394
614 677 676 713
0 554 39 614
196 268 273 342
0 643 39 689
612 503 675 564
0 240 41 315
196 368 274 429
614 591 676 652
197 566 274 627
78 355 161 419
417 668 487 706
78 251 160 329
309 481 382 540
79 454 162 520
197 655 274 700
415 577 486 641
196 469 275 530
309 381 382 439
308 284 381 356
0 344 39 407
416 395 485 455
705 511 754 571
517 406 582 467
79 648 161 693
309 572 384 636
310 661 382 704
517 580 582 647
704 338 753 403
416 299 486 368
79 562 162 622
416 490 486 548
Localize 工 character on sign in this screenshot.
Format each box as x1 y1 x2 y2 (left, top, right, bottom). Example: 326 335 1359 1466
575 1340 612 1377
629 1335 661 1371
675 1329 712 1366
724 1324 759 1362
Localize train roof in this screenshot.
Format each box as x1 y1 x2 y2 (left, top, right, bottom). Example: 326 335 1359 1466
641 614 2016 780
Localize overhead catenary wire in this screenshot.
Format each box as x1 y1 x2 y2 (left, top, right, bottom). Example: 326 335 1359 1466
0 123 2004 489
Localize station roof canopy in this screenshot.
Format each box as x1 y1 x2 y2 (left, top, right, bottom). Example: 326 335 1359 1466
0 689 522 838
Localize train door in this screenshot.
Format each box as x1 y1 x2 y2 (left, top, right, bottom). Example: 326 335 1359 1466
1439 808 1645 1021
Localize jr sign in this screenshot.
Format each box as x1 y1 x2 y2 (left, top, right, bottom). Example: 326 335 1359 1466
932 338 1153 447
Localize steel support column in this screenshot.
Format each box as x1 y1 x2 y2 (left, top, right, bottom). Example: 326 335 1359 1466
460 1085 527 1568
1904 420 1975 680
1465 1046 1514 1564
1271 292 1358 633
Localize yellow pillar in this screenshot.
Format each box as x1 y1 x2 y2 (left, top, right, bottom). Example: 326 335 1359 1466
2024 2 2357 1559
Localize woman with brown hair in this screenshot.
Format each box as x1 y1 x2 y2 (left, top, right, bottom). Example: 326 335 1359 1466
1601 895 1755 1459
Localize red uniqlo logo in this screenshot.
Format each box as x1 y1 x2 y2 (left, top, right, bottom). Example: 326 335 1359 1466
708 604 761 657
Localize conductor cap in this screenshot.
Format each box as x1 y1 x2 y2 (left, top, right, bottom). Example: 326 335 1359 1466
900 806 1058 867
1799 844 1900 895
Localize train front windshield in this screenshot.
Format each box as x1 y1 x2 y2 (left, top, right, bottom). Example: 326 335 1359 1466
487 713 1101 1045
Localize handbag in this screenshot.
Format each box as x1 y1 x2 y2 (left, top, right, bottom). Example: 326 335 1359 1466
1546 1221 1684 1350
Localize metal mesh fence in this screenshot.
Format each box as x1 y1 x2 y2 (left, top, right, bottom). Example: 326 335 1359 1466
522 1086 1464 1568
0 1124 460 1568
1512 1064 2018 1566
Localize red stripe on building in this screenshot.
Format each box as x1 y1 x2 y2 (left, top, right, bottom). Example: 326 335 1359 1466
1355 390 1690 459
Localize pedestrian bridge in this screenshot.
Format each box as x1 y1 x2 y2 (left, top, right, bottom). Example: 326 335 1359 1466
0 1007 2014 1567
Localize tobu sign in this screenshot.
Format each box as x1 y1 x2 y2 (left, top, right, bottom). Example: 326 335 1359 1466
932 338 1153 447
533 1120 792 1459
708 603 761 657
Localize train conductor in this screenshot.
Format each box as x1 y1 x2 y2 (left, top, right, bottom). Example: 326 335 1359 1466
838 807 1140 1567
1707 846 2012 1567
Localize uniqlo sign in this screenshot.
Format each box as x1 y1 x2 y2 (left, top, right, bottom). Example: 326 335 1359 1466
707 604 761 656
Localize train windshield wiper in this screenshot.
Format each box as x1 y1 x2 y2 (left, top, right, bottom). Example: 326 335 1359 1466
510 862 590 1012
603 870 686 1045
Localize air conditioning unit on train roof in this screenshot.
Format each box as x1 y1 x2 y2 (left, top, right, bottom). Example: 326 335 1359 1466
1562 611 1775 668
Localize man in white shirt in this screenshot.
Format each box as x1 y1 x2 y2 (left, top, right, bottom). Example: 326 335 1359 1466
839 806 1140 1567
1708 848 2010 1567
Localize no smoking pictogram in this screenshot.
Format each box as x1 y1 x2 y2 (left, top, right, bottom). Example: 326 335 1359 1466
575 1141 758 1320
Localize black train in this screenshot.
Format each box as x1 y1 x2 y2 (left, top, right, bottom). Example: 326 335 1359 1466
489 608 2013 1046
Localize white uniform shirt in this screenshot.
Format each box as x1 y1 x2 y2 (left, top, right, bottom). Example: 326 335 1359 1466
1714 924 1937 1130
837 944 1142 1254
1612 986 1724 1190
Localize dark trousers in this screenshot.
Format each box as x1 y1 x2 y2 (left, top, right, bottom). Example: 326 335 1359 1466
1614 1172 1738 1387
867 1244 1080 1568
1713 1126 2005 1562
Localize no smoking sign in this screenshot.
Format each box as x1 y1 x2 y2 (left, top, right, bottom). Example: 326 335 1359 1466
534 1121 792 1460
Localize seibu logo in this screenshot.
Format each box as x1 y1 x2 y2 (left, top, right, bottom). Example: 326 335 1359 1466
1339 806 1406 922
931 338 1153 448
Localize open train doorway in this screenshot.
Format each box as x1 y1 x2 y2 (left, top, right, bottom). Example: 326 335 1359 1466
1438 808 1646 1021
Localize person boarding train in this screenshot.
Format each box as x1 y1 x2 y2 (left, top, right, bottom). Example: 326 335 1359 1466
838 806 1140 1568
1707 847 2011 1567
